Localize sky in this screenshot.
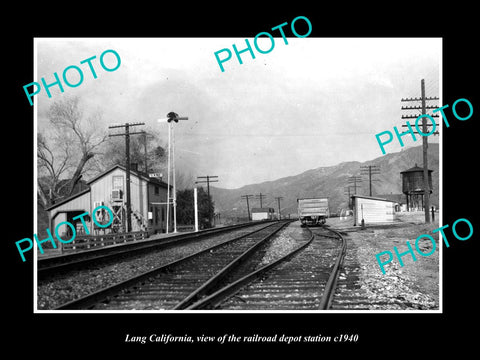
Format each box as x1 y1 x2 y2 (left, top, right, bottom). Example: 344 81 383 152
35 37 441 189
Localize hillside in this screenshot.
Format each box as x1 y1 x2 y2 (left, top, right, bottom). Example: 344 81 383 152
209 144 440 220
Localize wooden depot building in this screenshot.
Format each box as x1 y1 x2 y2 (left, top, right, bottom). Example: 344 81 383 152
45 164 172 237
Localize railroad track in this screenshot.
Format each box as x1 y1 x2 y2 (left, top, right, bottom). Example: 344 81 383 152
54 221 347 311
55 220 292 310
38 220 275 280
203 224 346 310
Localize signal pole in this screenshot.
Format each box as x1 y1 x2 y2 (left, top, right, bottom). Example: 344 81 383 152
108 122 145 232
241 194 254 221
401 79 439 223
157 112 189 233
274 196 283 220
360 165 380 196
195 175 219 228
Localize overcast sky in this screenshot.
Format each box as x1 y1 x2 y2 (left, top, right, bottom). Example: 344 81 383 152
35 37 441 189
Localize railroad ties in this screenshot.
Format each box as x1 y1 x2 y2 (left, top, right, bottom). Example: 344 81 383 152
48 220 356 311
215 225 345 310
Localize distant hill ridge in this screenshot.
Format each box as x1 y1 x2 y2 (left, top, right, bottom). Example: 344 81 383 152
211 144 439 219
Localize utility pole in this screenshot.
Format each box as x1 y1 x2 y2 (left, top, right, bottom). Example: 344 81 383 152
241 194 254 221
401 79 439 223
347 176 362 195
360 165 380 196
108 122 145 232
195 175 219 228
255 193 267 208
274 196 283 220
141 131 153 173
344 185 354 209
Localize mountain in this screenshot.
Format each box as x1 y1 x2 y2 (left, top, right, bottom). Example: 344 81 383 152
209 144 440 220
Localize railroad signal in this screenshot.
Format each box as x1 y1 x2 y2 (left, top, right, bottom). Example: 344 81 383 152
157 111 189 233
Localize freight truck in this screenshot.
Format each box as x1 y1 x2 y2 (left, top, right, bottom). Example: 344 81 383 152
297 198 329 226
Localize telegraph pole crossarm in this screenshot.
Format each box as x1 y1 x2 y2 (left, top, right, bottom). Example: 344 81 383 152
347 176 363 195
255 193 267 208
360 165 380 197
400 79 439 223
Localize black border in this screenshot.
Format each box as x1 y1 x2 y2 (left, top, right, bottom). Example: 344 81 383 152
6 5 479 354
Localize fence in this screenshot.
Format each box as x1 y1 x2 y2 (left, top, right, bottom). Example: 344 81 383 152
62 231 149 252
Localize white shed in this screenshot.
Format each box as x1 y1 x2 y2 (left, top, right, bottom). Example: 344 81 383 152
352 195 397 226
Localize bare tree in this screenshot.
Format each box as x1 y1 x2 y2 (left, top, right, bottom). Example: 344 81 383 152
37 132 74 205
96 127 167 174
37 96 108 206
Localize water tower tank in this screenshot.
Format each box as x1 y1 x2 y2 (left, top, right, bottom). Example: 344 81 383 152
400 164 433 194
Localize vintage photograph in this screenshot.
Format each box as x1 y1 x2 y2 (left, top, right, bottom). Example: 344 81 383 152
34 37 441 312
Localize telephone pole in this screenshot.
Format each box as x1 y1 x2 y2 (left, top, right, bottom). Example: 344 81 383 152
347 176 362 195
141 131 153 173
108 122 145 232
360 165 380 196
344 185 354 209
401 79 439 223
195 175 219 228
274 196 283 220
241 194 254 221
255 193 267 208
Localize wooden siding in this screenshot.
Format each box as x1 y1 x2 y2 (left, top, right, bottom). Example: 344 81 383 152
47 166 172 235
148 182 171 233
89 168 150 232
353 196 396 225
50 191 91 232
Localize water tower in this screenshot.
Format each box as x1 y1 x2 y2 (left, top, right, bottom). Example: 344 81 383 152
400 164 433 211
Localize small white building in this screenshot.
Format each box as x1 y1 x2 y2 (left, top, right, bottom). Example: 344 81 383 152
351 195 397 226
251 207 275 221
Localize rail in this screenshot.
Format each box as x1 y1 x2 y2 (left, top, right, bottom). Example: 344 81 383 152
187 225 346 310
51 222 346 311
185 225 315 309
54 221 288 310
38 220 275 276
318 227 347 309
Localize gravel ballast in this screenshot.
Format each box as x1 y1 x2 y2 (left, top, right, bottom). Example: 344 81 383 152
330 212 440 310
37 223 275 310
